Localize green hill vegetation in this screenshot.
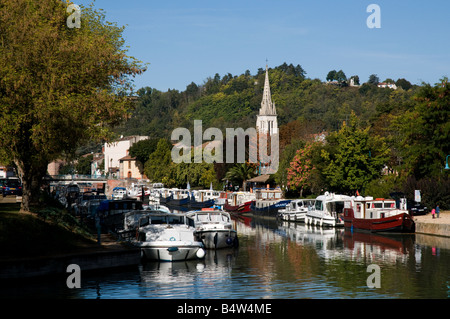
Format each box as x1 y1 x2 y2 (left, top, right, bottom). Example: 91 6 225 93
113 63 449 209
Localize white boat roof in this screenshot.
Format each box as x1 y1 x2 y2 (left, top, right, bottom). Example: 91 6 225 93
315 193 353 202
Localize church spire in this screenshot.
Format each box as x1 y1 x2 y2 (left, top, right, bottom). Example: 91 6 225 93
260 64 276 116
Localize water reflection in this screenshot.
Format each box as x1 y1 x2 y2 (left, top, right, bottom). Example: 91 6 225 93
137 248 239 299
2 214 449 299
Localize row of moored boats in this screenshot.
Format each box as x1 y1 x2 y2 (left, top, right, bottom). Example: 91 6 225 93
117 207 238 262
55 183 416 263
277 192 416 233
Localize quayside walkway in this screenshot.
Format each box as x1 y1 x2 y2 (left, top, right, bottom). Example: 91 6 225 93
414 210 450 238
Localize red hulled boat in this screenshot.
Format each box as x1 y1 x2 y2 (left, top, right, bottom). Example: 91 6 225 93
343 197 415 233
223 191 255 214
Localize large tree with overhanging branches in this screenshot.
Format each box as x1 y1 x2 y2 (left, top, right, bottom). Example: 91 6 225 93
0 0 146 211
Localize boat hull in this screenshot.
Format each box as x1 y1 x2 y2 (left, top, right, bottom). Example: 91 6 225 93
280 213 306 222
139 241 205 262
195 230 238 249
305 214 344 227
224 200 253 213
343 210 415 233
251 200 291 216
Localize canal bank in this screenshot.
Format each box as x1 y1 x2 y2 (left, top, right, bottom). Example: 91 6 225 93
414 210 450 238
0 234 140 280
0 197 141 280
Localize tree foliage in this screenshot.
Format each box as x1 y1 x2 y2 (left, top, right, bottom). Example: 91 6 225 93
0 0 145 210
287 143 317 197
391 78 450 178
321 113 390 194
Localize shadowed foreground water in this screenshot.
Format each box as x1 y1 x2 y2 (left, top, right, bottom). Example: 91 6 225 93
2 215 449 299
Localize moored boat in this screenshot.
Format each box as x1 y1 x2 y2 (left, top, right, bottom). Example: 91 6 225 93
305 192 351 227
250 188 290 216
187 209 238 249
278 199 315 222
343 197 415 233
123 211 205 262
223 191 255 214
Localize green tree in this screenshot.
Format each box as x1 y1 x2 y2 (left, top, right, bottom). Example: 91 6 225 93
368 74 380 85
224 163 256 191
326 70 337 82
76 154 93 175
321 113 390 194
0 0 145 211
335 70 347 82
144 139 174 185
392 78 450 178
395 78 412 91
129 138 159 173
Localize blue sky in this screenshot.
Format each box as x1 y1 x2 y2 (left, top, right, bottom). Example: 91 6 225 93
77 0 450 92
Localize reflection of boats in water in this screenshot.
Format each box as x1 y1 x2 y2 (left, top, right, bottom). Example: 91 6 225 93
342 230 415 264
138 248 238 291
278 220 415 265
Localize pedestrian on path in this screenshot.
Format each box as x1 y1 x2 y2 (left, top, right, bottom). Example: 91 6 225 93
436 205 440 218
431 208 435 219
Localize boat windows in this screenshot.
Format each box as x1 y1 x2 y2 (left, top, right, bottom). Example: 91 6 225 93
167 216 185 225
150 216 166 224
315 200 323 211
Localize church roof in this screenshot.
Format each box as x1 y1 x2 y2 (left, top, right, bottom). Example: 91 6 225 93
259 65 277 116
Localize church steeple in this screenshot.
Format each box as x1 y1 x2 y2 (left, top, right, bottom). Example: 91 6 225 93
256 63 278 136
259 65 276 116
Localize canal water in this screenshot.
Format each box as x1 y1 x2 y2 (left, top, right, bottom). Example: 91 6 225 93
2 214 449 299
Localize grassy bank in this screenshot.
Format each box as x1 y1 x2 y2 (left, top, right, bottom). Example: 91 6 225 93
0 199 97 260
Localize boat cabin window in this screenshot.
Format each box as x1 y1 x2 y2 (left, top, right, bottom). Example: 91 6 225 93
167 216 185 225
149 216 166 224
315 200 323 211
372 202 383 209
384 202 395 209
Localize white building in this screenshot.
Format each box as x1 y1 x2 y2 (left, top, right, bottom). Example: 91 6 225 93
377 82 397 90
256 65 278 136
104 136 148 176
0 165 15 179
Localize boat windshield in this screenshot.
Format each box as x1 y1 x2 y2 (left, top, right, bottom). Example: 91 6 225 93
315 200 323 211
149 215 185 225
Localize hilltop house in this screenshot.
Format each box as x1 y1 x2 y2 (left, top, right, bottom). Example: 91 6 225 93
377 82 398 90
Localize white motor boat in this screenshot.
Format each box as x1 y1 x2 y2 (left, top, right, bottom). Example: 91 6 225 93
305 192 353 227
120 211 205 262
278 199 315 222
186 209 238 249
